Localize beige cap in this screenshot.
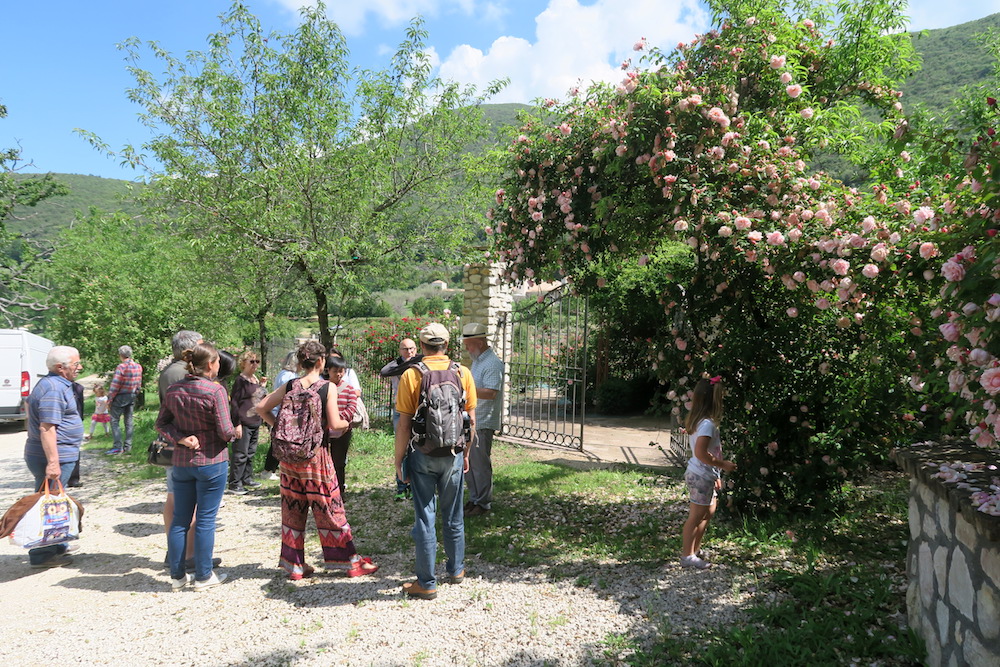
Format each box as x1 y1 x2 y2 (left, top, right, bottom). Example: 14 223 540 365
462 322 488 339
419 322 450 345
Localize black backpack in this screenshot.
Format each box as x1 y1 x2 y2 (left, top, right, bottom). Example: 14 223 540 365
410 361 469 454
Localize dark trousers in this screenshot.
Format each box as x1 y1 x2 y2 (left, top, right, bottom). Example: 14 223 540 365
326 429 353 494
229 424 260 488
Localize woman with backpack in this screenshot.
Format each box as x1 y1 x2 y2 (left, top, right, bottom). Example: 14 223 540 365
255 340 379 581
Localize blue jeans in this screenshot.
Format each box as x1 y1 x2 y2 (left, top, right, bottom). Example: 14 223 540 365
408 449 465 589
109 393 135 450
169 461 227 581
24 455 77 565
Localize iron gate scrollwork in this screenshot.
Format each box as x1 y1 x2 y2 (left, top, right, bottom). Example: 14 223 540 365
498 292 587 450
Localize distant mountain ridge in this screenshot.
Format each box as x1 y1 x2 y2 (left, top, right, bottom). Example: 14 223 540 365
9 12 998 239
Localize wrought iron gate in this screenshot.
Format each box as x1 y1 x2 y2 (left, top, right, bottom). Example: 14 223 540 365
498 292 588 450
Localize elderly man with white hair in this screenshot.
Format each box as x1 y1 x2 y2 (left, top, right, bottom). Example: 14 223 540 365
106 344 143 455
24 345 85 568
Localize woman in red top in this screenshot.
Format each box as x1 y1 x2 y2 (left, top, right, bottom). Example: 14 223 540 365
156 342 241 592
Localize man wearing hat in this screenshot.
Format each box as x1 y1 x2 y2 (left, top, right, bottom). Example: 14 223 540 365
462 322 504 517
394 322 477 600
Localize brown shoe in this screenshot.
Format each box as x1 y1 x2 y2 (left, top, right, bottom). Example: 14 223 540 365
466 505 489 517
447 570 465 585
402 581 438 600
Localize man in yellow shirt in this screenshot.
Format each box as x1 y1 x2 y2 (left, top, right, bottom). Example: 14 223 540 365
395 322 477 600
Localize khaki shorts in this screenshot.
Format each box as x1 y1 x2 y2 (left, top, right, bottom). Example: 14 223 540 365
685 470 718 506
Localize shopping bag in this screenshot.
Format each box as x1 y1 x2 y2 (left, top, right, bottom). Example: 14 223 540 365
0 479 84 548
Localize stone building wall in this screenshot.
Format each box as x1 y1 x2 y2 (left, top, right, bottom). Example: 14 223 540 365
893 443 1000 666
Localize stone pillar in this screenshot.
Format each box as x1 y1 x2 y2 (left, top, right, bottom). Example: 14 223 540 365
893 442 1000 666
462 262 513 420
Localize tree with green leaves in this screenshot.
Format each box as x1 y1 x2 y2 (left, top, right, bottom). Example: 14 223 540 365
81 1 504 348
1 102 68 327
48 210 245 375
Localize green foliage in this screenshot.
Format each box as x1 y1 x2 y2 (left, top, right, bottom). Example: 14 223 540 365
47 210 244 375
490 0 938 511
448 291 464 316
410 296 429 316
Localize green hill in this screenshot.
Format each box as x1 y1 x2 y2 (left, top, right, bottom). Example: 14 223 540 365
903 13 1000 113
8 173 143 239
7 13 998 241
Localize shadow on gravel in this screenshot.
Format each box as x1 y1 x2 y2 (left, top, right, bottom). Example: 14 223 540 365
113 521 162 538
117 501 163 515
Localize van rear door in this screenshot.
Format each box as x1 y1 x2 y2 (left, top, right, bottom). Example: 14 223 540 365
0 330 26 420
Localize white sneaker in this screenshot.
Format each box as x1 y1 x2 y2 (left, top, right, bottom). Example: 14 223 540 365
64 543 80 555
680 555 712 570
193 572 228 591
171 573 194 591
260 471 279 481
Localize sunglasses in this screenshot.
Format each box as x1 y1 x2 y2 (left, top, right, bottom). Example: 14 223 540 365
248 359 260 364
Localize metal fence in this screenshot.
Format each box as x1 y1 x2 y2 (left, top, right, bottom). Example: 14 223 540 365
262 336 395 425
499 293 588 450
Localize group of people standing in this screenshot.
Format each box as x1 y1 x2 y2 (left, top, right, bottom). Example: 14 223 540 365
19 322 737 587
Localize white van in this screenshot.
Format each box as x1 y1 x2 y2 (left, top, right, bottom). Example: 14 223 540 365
0 329 55 424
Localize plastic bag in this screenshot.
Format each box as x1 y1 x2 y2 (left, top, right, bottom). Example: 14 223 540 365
5 480 83 548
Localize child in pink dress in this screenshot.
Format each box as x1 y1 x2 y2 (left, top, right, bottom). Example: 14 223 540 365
88 384 111 439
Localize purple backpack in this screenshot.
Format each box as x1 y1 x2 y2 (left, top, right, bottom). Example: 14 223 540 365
272 378 327 464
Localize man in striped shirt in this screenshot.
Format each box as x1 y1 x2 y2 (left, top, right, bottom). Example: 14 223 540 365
107 345 143 455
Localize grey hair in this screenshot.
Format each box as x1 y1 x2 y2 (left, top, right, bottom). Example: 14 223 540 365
46 346 79 372
118 345 133 358
282 351 298 372
171 330 203 359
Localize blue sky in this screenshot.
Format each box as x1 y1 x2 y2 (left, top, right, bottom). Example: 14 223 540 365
2 0 998 180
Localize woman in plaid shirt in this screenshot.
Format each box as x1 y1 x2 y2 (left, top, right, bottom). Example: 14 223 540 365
156 343 241 592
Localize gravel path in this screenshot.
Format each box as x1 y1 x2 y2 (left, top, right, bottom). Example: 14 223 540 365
0 425 750 666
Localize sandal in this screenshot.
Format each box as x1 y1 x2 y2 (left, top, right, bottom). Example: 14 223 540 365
288 564 315 581
345 556 378 577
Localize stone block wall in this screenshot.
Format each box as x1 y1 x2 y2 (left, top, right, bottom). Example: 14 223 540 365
461 262 513 416
893 442 1000 666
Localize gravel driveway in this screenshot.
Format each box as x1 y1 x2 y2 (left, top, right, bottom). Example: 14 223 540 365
0 424 749 666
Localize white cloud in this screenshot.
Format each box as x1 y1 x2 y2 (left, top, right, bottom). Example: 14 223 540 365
437 0 710 103
272 0 457 34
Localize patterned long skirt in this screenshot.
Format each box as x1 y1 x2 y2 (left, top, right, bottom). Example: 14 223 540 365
278 446 356 577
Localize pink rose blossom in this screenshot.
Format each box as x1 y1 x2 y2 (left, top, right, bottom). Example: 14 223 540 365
707 107 731 128
800 107 814 119
913 206 935 224
531 211 543 222
862 264 879 279
766 231 786 245
748 231 763 243
735 216 752 230
980 368 1000 395
675 338 688 351
939 322 961 342
831 259 850 276
780 72 793 84
674 219 689 232
718 225 733 237
788 228 802 242
919 242 938 260
870 243 889 262
558 123 572 136
787 307 799 318
769 54 786 69
941 260 966 282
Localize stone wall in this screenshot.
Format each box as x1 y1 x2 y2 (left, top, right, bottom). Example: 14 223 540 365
893 442 1000 666
461 262 513 416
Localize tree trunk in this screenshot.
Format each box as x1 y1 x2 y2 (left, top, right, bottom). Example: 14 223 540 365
300 262 332 349
257 307 268 377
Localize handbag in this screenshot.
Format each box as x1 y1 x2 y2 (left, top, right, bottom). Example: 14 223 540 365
147 436 174 467
1 479 83 548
